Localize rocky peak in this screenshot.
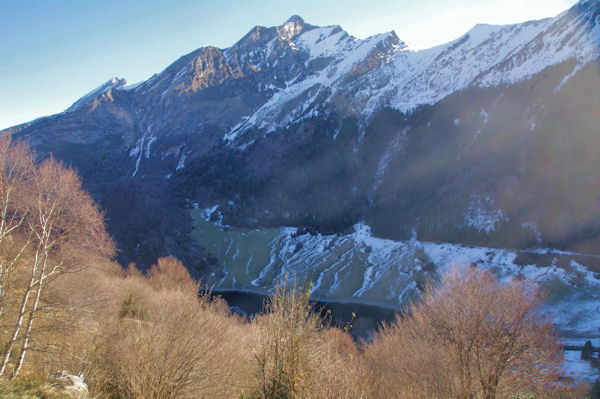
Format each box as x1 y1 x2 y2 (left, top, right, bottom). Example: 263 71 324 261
380 30 404 51
68 77 126 111
346 31 403 77
230 24 277 50
181 46 238 92
278 15 305 40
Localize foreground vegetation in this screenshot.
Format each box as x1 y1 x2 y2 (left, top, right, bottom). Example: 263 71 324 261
0 136 592 398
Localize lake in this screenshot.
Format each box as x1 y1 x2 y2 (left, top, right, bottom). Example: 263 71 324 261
212 289 400 341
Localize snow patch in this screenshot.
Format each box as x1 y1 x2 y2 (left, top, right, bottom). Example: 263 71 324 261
521 221 542 244
176 152 186 171
200 205 225 226
554 62 584 93
130 125 156 177
464 196 504 233
529 117 536 131
480 108 489 124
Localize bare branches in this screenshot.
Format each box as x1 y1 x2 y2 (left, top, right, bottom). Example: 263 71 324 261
86 262 250 399
0 139 115 379
366 265 566 399
0 135 34 319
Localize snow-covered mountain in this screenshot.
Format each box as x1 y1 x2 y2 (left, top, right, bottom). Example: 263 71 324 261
224 7 600 141
4 0 600 274
14 1 599 146
119 0 600 144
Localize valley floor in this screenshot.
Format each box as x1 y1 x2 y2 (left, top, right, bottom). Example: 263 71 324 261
193 206 600 382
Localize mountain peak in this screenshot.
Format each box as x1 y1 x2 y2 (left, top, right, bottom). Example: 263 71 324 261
278 15 305 39
387 30 400 41
284 15 305 25
68 77 126 112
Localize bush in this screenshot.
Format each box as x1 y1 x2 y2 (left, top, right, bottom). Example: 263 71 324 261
251 282 322 399
85 264 252 399
582 340 595 360
365 265 568 399
249 281 368 399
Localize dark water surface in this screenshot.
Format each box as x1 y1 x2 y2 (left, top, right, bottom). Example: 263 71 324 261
213 289 400 341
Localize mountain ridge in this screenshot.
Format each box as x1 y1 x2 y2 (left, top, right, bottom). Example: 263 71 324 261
18 2 599 147
12 2 599 138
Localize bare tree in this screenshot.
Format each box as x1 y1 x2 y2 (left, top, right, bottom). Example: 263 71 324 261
145 256 198 294
366 266 566 399
0 136 34 319
0 143 114 378
252 282 317 399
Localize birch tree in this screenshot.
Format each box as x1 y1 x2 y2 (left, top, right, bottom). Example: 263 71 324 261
0 139 114 378
0 136 34 319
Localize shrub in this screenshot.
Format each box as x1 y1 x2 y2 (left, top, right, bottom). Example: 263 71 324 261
365 265 568 399
85 266 252 399
250 281 368 399
582 340 595 360
251 282 321 399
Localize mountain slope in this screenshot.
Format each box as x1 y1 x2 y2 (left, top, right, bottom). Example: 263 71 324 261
4 0 600 271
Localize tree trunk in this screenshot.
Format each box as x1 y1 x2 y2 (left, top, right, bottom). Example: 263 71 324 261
0 239 42 377
11 254 48 378
0 258 37 377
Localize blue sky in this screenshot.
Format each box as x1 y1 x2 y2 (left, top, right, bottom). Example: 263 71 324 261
0 0 577 130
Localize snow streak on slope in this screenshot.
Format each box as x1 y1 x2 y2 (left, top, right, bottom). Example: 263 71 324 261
463 196 505 233
193 208 600 339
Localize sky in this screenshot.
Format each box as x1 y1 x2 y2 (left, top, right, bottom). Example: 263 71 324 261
0 0 578 130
